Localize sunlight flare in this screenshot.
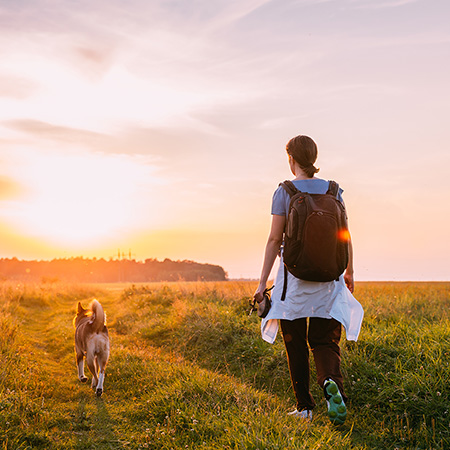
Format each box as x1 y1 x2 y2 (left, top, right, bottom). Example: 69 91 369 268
4 149 157 247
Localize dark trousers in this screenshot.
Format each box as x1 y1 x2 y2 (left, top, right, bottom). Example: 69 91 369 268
280 317 348 411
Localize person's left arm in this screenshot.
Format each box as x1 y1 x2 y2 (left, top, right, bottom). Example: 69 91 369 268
253 214 286 303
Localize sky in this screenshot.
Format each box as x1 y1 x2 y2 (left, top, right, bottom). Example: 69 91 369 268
0 0 449 281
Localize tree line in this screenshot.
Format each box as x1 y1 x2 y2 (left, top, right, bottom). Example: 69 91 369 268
0 257 228 283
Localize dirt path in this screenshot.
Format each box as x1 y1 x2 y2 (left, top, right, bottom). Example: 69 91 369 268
4 289 128 448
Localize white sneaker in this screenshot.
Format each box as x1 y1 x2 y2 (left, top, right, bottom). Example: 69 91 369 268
288 409 313 420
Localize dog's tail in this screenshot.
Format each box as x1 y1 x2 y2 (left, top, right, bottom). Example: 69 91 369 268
89 299 106 333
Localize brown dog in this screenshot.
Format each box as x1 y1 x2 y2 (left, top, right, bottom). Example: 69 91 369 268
73 300 110 397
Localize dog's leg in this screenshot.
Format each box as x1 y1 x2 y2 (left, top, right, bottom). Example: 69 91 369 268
96 370 105 397
95 354 108 397
86 353 98 391
76 352 88 383
94 356 99 379
94 356 101 395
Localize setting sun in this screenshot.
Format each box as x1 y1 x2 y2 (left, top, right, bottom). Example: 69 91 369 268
4 150 156 248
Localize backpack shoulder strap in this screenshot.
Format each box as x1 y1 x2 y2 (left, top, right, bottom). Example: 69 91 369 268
326 180 340 198
280 180 299 198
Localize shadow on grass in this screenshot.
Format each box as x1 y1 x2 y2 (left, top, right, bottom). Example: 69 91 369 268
72 396 123 450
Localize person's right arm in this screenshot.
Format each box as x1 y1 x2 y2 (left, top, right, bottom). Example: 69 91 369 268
344 233 354 293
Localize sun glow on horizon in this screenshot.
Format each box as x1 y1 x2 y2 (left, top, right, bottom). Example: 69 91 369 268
2 150 158 248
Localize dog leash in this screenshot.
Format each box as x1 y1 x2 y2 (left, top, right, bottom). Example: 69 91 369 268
249 285 274 316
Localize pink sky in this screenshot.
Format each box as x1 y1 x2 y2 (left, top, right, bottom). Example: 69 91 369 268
0 0 449 280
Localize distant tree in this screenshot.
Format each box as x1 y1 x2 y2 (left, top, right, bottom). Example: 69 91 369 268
0 257 228 282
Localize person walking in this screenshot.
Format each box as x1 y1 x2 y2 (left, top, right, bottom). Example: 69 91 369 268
253 134 363 424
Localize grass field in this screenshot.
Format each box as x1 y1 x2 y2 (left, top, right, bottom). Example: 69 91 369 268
1 280 449 449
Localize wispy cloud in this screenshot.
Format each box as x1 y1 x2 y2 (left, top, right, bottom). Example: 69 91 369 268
0 75 38 99
346 0 420 9
357 0 421 9
4 119 106 143
2 118 222 162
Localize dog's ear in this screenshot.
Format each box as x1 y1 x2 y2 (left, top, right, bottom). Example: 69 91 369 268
77 302 85 314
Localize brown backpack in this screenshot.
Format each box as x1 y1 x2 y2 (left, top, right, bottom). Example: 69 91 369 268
280 180 349 288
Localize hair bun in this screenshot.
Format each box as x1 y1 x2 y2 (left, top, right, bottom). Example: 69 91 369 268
286 135 319 178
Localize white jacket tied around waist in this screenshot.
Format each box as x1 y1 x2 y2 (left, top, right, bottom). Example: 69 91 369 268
261 258 364 344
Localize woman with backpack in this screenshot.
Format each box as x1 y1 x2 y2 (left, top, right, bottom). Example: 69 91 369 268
253 134 363 424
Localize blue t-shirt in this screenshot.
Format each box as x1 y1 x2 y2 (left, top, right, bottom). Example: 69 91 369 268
271 178 344 217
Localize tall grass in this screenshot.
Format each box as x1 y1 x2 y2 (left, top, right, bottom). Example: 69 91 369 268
0 280 449 449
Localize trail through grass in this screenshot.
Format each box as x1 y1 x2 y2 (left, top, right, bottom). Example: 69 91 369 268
1 281 449 449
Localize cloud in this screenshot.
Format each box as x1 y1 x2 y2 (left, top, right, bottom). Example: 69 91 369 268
75 47 110 66
64 45 118 82
0 0 328 133
0 74 38 99
183 0 273 33
2 119 216 162
4 119 105 142
346 0 420 9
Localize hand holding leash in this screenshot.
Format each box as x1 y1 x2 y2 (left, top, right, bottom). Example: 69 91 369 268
249 286 274 318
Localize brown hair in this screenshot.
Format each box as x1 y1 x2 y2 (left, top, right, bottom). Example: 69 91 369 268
286 135 320 178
